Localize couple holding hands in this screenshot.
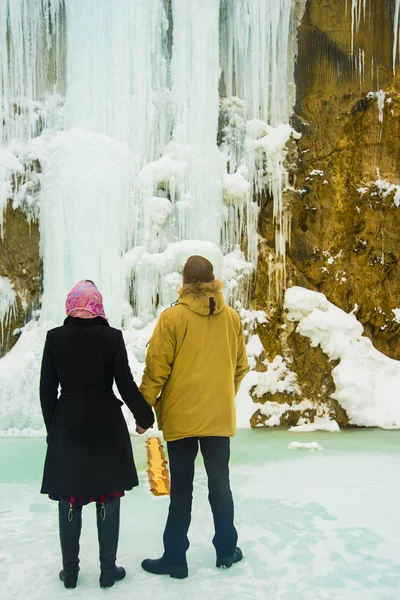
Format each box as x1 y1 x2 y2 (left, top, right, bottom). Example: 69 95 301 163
40 255 249 588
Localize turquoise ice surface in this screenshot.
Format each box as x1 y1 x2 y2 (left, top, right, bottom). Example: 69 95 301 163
0 429 399 600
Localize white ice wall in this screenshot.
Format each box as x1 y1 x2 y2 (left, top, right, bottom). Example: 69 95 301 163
0 0 303 432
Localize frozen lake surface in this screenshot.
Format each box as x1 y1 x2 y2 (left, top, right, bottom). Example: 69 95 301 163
1 429 399 600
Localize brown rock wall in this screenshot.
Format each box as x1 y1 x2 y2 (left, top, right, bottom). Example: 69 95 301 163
252 0 400 426
0 202 42 356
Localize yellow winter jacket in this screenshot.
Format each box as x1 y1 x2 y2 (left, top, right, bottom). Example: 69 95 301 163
139 280 249 442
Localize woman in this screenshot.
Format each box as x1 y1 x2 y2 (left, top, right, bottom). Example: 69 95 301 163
40 280 154 589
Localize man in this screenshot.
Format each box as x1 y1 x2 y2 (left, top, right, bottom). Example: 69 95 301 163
139 255 249 579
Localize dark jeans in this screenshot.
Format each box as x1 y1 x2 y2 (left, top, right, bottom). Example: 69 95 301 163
163 436 238 566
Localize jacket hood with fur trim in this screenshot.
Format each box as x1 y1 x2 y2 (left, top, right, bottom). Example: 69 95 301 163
178 279 225 315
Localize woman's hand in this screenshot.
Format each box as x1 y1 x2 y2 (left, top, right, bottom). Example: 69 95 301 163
135 424 147 434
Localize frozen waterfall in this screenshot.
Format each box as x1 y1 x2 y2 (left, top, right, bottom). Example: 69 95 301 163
0 0 301 330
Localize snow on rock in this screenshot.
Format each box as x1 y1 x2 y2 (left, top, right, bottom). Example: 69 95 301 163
285 286 400 428
367 90 386 124
246 334 264 358
235 304 267 333
246 121 300 153
288 441 323 451
0 150 25 234
364 176 400 208
0 276 17 338
374 177 400 207
257 399 312 427
138 153 187 198
246 119 271 140
222 247 254 281
148 196 172 226
289 417 340 433
0 320 48 432
222 247 254 304
223 167 250 206
236 353 304 428
244 120 301 267
393 308 400 324
0 276 16 321
246 334 264 369
235 370 260 429
252 355 299 398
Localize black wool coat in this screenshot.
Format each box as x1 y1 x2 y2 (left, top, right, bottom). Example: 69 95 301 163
40 316 154 496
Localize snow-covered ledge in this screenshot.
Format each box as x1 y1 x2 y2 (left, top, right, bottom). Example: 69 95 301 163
284 286 400 429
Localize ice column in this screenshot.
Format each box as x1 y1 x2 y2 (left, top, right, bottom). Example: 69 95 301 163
221 0 294 127
39 130 135 326
40 0 171 326
0 0 64 145
220 0 297 300
169 0 223 244
350 0 367 55
63 0 170 163
393 0 400 73
126 0 224 320
0 276 17 345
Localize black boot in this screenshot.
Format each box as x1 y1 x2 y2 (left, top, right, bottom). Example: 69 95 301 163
141 556 188 579
216 546 243 568
58 502 82 588
96 498 126 588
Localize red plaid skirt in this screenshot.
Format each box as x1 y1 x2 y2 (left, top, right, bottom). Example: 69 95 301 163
49 491 124 507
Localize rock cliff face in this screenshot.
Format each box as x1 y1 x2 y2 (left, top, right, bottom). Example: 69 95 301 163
252 0 400 426
0 202 42 356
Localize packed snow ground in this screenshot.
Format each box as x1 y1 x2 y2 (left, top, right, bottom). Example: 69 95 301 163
1 429 400 600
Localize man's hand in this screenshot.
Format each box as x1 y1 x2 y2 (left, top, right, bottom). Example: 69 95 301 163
135 424 147 434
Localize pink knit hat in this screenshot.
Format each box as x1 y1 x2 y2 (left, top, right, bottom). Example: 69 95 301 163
65 280 108 320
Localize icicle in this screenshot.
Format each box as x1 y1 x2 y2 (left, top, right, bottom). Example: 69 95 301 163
220 0 301 302
0 0 64 145
128 0 225 318
169 0 223 244
0 276 17 350
63 0 170 163
367 90 386 137
358 48 365 86
40 130 135 326
393 0 400 73
351 0 367 56
220 0 295 127
40 0 171 326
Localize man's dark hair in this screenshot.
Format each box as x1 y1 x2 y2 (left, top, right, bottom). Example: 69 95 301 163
183 256 214 283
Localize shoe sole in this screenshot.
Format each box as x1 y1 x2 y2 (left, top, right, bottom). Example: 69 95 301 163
141 564 188 579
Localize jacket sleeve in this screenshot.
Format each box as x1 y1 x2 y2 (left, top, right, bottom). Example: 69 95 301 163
234 320 249 394
113 331 155 429
139 312 176 406
39 332 59 433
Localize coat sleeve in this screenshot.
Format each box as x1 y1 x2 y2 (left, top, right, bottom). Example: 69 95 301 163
139 312 176 407
234 320 249 394
39 332 59 433
113 331 155 429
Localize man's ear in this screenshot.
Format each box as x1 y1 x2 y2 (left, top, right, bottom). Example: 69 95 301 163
212 274 215 281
